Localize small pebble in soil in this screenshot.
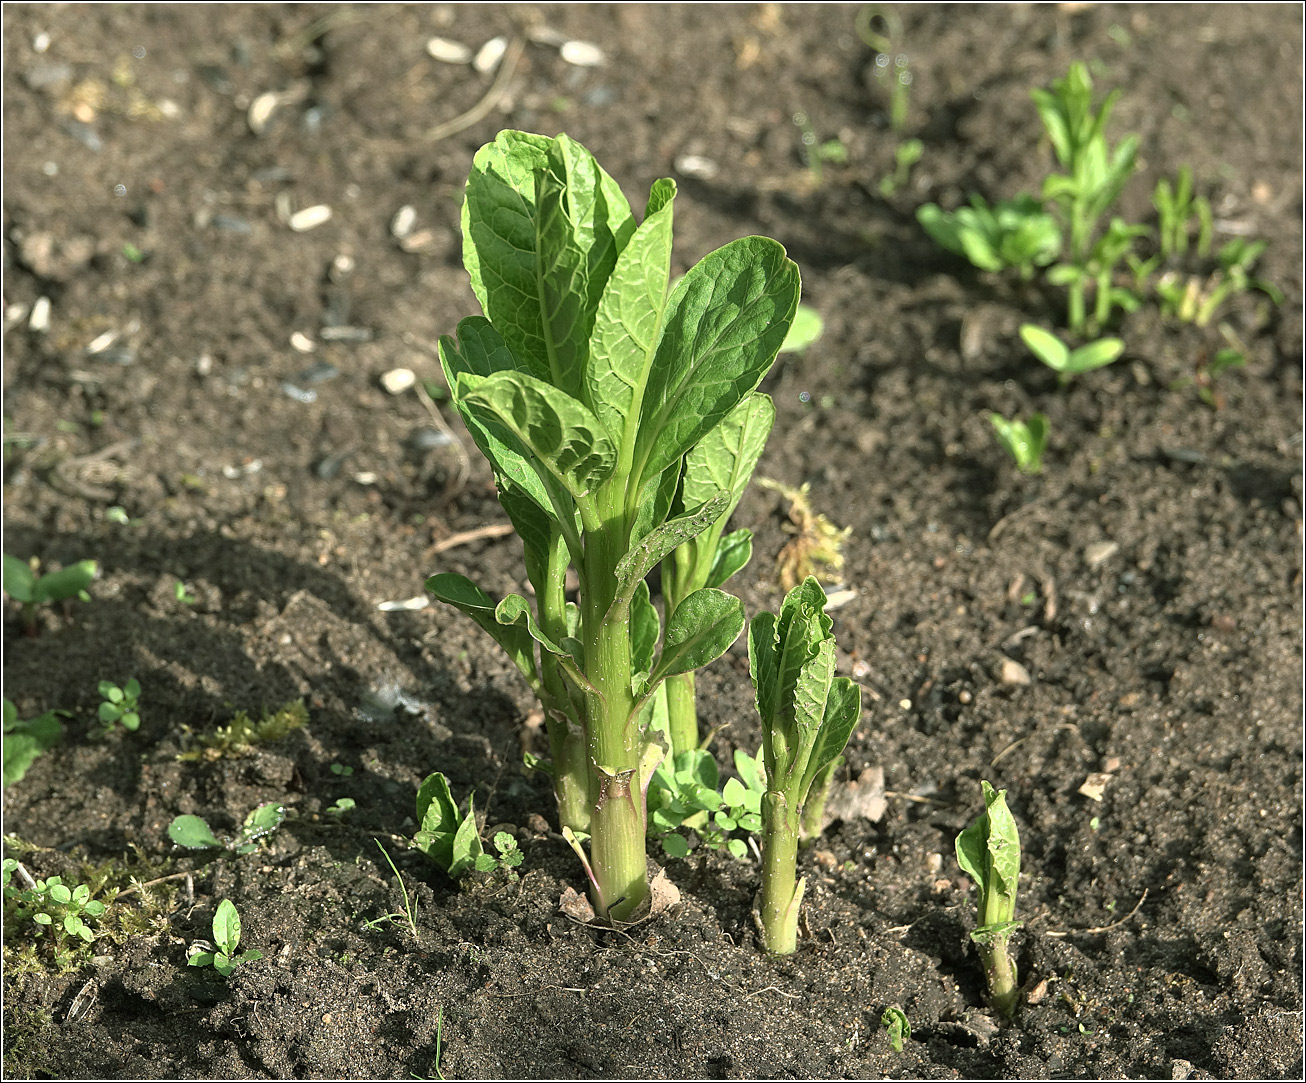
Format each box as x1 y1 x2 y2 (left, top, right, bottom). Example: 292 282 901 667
281 382 316 403
288 204 332 232
29 296 51 332
560 40 605 67
293 360 339 386
473 37 507 74
426 36 472 64
380 367 416 394
676 154 719 179
1084 540 1119 567
247 91 279 134
290 331 315 353
999 657 1031 685
390 205 417 239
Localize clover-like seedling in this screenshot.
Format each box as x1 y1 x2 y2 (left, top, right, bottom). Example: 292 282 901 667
1019 324 1123 384
2 554 97 634
188 898 262 977
97 678 141 733
474 831 525 878
990 413 1049 475
647 747 766 861
3 698 68 786
413 772 485 879
168 802 287 855
955 780 1022 1017
2 863 108 949
749 577 862 954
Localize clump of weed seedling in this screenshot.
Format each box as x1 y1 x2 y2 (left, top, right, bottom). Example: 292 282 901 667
412 772 486 879
3 859 108 969
177 699 307 761
167 803 287 854
879 138 923 198
758 478 852 591
881 1005 911 1052
474 832 525 877
917 195 1061 280
95 678 141 734
647 747 767 861
187 898 262 977
990 413 1049 475
3 699 67 786
2 554 96 635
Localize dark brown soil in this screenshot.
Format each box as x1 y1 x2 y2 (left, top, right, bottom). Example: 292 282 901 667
3 3 1302 1079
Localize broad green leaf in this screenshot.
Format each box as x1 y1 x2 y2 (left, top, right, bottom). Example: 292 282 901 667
955 780 1021 928
674 748 719 791
661 834 690 858
706 528 753 590
49 883 72 904
587 178 677 441
2 708 64 787
168 815 224 850
959 230 1003 273
1019 324 1069 371
188 951 215 969
425 573 538 685
649 588 744 683
1065 338 1124 374
680 393 775 519
448 795 485 879
458 371 615 501
2 554 35 603
462 131 635 393
30 560 97 604
212 899 241 955
633 237 799 484
494 594 572 661
242 802 286 841
803 677 861 794
415 772 462 869
630 579 660 677
613 490 731 602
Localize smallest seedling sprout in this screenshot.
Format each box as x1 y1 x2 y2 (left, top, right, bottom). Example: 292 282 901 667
881 1005 910 1052
955 780 1022 1017
1019 324 1123 384
97 678 142 733
188 898 263 977
990 413 1049 475
749 577 862 954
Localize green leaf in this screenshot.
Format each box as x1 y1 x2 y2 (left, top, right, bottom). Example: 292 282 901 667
705 528 754 590
425 573 538 686
661 834 690 859
458 370 616 501
462 131 635 393
586 178 677 442
1065 338 1124 374
493 594 573 661
955 780 1021 929
726 838 748 860
448 797 485 879
1019 324 1069 371
803 677 861 795
630 579 660 677
98 702 122 723
241 802 286 842
415 772 462 870
31 560 97 604
614 490 731 602
49 883 72 904
680 393 775 522
167 814 224 850
188 951 215 968
2 708 64 787
633 237 799 484
649 588 745 683
915 204 965 256
2 554 35 603
212 899 241 956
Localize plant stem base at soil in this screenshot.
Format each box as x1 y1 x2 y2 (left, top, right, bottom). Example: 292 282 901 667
759 793 803 954
979 939 1019 1017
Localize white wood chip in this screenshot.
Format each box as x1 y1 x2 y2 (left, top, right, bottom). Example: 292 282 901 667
425 36 472 64
473 36 507 74
288 205 332 232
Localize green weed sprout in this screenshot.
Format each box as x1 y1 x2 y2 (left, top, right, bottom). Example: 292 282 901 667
2 554 96 634
474 831 525 877
1045 217 1147 331
749 577 861 954
413 772 485 879
1019 324 1123 383
647 747 766 860
187 898 262 977
427 131 798 922
3 699 67 787
856 5 911 132
793 111 847 186
1153 166 1213 261
881 1005 910 1052
2 862 107 952
955 780 1022 1017
879 138 923 198
96 678 141 734
168 803 287 855
990 413 1048 475
916 195 1061 279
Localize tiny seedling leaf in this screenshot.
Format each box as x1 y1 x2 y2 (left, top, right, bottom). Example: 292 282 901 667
168 814 225 850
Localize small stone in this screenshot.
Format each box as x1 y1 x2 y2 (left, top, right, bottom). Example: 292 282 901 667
380 367 416 395
1077 772 1114 802
559 40 604 67
390 205 417 239
999 657 1031 685
290 331 315 353
247 91 279 135
1084 540 1119 567
426 36 472 64
675 154 719 180
288 205 332 232
377 596 429 612
29 296 51 333
87 329 120 354
473 36 507 74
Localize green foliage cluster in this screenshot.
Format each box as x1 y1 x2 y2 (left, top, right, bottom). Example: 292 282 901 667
647 748 766 861
187 898 262 977
413 772 486 879
177 699 308 761
2 859 108 972
3 699 67 786
96 678 141 733
167 803 287 855
2 554 97 634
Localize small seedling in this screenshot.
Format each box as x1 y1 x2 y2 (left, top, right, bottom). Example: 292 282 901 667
329 762 354 777
955 780 1022 1017
792 111 847 186
1019 324 1123 383
168 803 287 855
2 554 97 634
1045 217 1147 331
750 578 862 954
2 862 107 950
473 831 525 877
187 898 262 977
96 678 141 733
364 840 419 938
647 747 766 861
856 5 911 132
881 1005 911 1052
917 195 1061 279
325 797 356 818
3 700 67 786
173 581 198 605
879 138 923 197
1153 166 1213 261
990 412 1049 475
177 699 308 761
413 772 485 879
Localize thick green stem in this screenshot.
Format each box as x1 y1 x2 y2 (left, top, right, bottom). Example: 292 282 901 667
759 791 804 954
664 671 699 755
978 937 1019 1017
799 755 841 844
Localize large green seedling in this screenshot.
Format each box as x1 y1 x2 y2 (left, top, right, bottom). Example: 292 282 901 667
428 131 799 921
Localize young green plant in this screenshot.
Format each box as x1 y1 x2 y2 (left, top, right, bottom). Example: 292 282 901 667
749 577 861 953
187 898 262 977
1019 324 1123 383
955 780 1022 1016
916 195 1061 280
167 803 287 855
2 555 97 635
3 700 67 786
96 678 141 734
428 131 799 921
990 412 1048 475
412 772 486 879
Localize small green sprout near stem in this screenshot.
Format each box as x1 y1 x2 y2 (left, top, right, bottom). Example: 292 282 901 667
412 772 485 879
990 413 1048 475
955 780 1022 1017
1019 324 1123 385
793 111 847 186
881 1005 910 1052
857 5 911 132
473 831 525 877
2 554 97 634
879 139 923 198
3 699 68 786
366 841 419 938
1153 166 1213 261
96 678 141 733
750 577 862 954
428 131 798 921
647 747 765 861
187 898 263 977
